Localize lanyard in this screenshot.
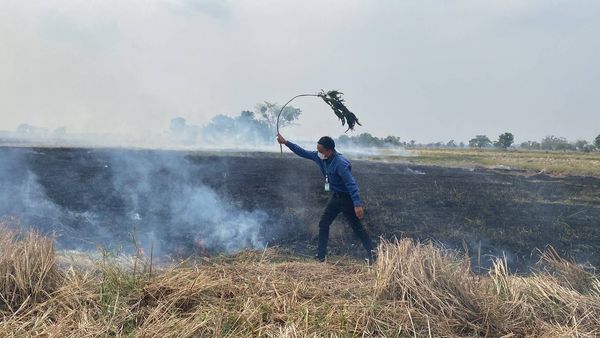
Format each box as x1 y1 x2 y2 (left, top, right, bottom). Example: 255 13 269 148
323 153 336 180
323 158 332 191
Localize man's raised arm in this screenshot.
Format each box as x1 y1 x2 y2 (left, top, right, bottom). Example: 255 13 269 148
277 133 319 161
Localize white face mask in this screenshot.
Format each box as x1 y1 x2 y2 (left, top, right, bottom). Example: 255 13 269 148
317 152 327 160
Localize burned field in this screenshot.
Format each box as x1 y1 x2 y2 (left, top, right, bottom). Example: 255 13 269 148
1 146 599 271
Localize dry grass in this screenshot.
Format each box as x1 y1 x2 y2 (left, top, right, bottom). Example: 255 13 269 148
1 223 599 337
0 227 60 313
399 148 600 177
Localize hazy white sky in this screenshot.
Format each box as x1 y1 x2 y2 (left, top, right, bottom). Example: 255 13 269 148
1 0 599 143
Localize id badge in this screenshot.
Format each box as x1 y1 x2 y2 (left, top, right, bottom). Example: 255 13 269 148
324 176 330 192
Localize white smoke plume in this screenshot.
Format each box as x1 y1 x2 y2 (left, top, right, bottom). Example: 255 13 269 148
0 147 267 257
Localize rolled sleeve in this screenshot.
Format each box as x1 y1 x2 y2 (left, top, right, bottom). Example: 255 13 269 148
285 141 319 162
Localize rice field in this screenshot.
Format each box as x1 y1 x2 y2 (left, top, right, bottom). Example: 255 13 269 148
383 148 600 178
1 224 599 337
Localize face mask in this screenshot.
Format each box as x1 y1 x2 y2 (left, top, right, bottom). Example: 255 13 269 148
317 152 327 160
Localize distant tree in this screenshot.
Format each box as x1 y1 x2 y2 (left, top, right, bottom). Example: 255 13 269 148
595 134 600 149
383 135 401 146
206 115 235 133
202 111 272 144
335 133 404 148
541 135 571 151
574 140 589 152
239 110 255 119
459 142 465 148
446 140 457 148
495 132 514 149
337 134 351 145
520 141 541 150
582 144 596 153
196 103 300 146
255 102 301 133
170 117 187 133
469 135 492 148
234 110 272 142
357 133 384 147
170 117 202 144
557 142 574 151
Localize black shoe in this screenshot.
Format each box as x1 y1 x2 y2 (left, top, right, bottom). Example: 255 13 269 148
314 255 325 262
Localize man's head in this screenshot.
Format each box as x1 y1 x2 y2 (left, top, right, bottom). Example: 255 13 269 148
317 136 335 159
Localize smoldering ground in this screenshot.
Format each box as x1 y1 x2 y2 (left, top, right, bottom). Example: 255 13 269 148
0 147 267 258
1 146 600 271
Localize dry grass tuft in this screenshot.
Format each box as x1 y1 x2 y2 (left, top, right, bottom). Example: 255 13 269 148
1 224 599 337
374 239 486 336
0 226 60 313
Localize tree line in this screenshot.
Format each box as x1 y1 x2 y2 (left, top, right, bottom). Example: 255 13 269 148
335 132 600 152
467 133 600 152
169 102 301 145
169 104 600 152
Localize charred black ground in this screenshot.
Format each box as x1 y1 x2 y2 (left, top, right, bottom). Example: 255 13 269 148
1 146 599 271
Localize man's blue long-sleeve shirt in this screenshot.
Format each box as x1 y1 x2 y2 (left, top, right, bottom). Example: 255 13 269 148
285 141 362 207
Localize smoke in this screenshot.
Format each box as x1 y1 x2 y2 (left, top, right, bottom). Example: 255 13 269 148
4 105 416 159
0 147 267 257
106 149 267 255
337 144 415 158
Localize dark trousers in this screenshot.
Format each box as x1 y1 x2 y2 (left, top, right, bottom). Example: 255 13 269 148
317 192 374 263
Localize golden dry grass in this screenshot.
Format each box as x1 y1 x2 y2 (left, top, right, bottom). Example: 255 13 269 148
1 223 599 337
398 148 600 177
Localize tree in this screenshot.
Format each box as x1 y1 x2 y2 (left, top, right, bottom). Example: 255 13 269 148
196 102 301 146
335 133 405 148
541 135 571 151
234 110 271 142
469 135 492 148
337 135 351 145
170 117 201 144
595 134 600 149
446 140 457 148
520 141 541 150
255 102 301 133
356 133 384 147
383 135 401 146
496 132 514 149
170 117 187 133
201 111 273 144
574 140 588 152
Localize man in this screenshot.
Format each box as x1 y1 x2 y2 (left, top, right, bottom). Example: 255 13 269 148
276 133 375 264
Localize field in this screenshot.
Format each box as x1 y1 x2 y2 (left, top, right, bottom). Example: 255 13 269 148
1 146 600 336
401 148 600 178
1 146 600 269
1 224 599 337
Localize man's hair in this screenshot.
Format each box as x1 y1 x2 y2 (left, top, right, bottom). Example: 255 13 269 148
318 136 335 150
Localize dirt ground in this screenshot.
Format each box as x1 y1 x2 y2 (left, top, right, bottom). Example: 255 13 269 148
2 146 599 271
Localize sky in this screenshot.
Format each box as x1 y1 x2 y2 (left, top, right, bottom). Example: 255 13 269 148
1 0 599 144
